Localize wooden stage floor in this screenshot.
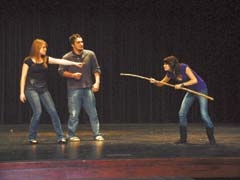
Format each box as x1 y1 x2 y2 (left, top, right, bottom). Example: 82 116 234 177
0 123 240 180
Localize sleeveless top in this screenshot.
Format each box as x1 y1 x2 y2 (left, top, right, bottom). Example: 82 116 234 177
166 63 207 91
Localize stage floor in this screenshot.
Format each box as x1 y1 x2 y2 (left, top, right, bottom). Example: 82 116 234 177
0 123 240 162
1 123 240 180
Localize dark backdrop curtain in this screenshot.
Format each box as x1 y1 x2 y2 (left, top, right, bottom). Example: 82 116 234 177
0 0 240 124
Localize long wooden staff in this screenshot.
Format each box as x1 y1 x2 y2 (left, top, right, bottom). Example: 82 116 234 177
120 73 214 101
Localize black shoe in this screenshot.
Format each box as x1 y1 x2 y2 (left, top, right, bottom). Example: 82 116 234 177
175 126 187 144
175 139 187 144
206 127 216 145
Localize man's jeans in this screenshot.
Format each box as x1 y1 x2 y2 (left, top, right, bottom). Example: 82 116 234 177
67 88 100 137
178 89 214 128
25 89 64 140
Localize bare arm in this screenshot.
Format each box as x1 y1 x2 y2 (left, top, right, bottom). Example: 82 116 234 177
58 60 82 80
92 72 100 92
62 71 82 80
48 57 83 68
175 67 198 89
149 75 171 87
20 64 29 103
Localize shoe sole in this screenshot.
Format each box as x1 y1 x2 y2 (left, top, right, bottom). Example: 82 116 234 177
29 141 38 144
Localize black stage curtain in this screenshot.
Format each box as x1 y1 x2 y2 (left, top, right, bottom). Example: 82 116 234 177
0 0 239 124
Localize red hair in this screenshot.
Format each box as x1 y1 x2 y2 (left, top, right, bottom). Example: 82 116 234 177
26 39 48 67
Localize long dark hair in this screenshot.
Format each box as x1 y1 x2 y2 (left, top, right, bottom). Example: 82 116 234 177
163 56 181 77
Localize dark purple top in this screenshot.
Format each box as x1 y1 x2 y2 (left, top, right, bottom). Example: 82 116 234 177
166 63 207 91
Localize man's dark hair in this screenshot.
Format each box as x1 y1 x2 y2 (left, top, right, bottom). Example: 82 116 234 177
69 33 82 45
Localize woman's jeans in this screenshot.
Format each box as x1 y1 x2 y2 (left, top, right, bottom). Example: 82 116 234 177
25 89 64 140
178 89 214 128
67 88 100 137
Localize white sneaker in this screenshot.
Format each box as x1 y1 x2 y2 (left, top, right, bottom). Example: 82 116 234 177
57 138 67 144
94 135 104 141
29 139 38 144
69 136 80 142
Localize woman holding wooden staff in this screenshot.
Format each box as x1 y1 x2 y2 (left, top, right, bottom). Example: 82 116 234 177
149 55 216 144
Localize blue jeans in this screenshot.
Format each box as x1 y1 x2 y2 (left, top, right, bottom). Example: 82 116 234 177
25 89 64 140
67 88 101 137
178 89 214 128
